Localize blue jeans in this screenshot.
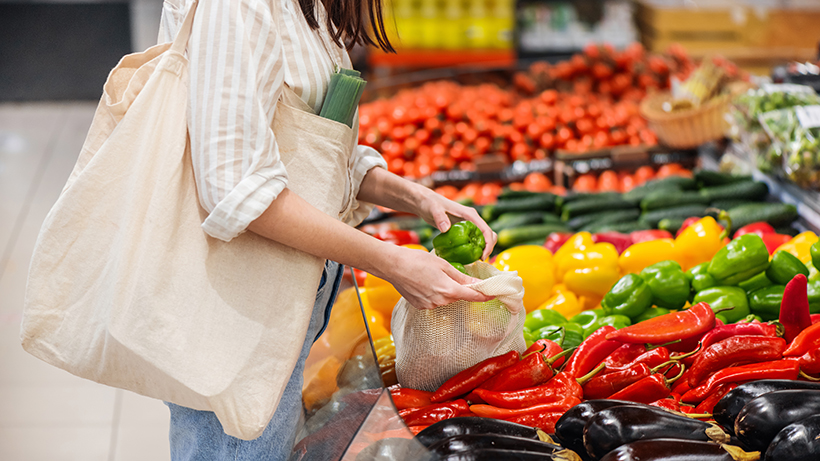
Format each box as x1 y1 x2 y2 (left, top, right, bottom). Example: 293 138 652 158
166 261 344 461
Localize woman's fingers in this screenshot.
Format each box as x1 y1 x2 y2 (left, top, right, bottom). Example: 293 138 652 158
457 206 497 260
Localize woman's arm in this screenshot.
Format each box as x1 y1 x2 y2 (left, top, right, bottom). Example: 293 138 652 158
247 188 492 309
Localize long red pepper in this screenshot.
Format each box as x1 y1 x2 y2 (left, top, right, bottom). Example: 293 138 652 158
469 395 581 419
564 326 621 378
523 339 562 360
607 347 670 372
649 398 681 412
681 359 800 403
604 343 647 371
431 350 520 402
700 321 782 350
799 348 820 375
389 387 433 410
606 302 716 344
694 383 737 414
784 322 820 357
812 314 820 324
480 350 554 392
504 412 565 432
780 274 812 343
687 335 787 387
400 399 470 426
606 370 681 404
473 372 581 409
583 363 652 399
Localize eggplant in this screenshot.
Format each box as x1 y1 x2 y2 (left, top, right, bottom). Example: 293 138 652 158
554 400 637 459
428 434 562 457
438 448 582 460
735 389 820 452
764 414 820 461
583 405 728 460
599 438 758 461
713 379 820 433
416 417 539 448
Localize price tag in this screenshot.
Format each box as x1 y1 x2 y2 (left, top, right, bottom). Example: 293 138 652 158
761 83 816 95
795 105 820 129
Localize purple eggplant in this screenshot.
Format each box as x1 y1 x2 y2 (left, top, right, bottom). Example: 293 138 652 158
600 439 756 461
764 414 820 461
735 389 820 452
712 379 820 433
554 400 636 460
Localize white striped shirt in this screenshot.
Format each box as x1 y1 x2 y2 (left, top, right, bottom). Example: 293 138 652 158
158 0 386 241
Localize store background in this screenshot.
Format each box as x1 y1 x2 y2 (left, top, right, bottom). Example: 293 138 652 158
1 0 820 459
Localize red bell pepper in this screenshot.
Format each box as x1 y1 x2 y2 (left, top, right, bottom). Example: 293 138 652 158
781 274 812 344
469 395 581 419
372 229 420 246
389 387 433 410
762 233 794 255
606 302 716 344
473 372 581 409
681 359 800 403
604 343 647 371
593 232 633 254
431 350 520 402
694 384 737 415
545 232 573 254
734 222 776 238
687 335 787 387
630 229 673 244
784 321 820 357
799 348 820 375
564 326 622 378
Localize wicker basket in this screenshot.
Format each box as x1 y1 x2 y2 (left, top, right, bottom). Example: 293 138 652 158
639 91 732 149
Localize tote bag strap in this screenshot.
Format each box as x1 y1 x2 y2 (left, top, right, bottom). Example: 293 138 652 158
170 0 199 55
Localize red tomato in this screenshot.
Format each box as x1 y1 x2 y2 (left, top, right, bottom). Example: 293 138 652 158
574 174 598 192
523 172 552 192
598 170 621 192
634 166 655 184
621 174 637 192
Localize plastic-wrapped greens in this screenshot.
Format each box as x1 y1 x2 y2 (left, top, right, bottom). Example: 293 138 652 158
759 104 820 188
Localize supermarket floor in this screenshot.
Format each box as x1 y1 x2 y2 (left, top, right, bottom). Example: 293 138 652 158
0 103 171 461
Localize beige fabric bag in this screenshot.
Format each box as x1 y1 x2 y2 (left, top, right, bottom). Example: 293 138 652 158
391 261 527 392
21 0 357 440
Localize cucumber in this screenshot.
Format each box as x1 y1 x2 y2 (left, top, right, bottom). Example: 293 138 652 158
542 213 563 224
490 212 548 232
566 210 634 231
517 238 548 247
658 217 687 234
727 202 799 230
640 190 710 211
497 224 570 248
498 189 546 200
710 199 755 211
591 221 652 233
577 210 642 232
694 170 753 187
639 205 711 228
482 194 558 221
699 181 768 202
561 196 637 221
622 184 681 204
559 192 621 204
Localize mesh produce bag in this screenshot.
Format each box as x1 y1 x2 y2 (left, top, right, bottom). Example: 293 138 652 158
391 261 526 392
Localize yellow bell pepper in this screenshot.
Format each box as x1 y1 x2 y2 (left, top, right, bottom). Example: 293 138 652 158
493 245 555 312
675 216 727 271
538 290 581 318
553 232 594 281
619 238 679 274
774 232 818 264
558 242 621 298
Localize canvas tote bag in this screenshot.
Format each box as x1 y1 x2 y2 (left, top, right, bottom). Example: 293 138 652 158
21 0 359 440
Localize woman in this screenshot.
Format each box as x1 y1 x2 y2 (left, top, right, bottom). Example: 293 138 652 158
157 0 497 458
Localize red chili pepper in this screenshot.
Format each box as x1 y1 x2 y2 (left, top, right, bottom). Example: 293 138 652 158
606 302 716 344
784 322 820 357
401 399 470 426
583 363 652 399
762 233 793 255
389 387 433 410
630 229 673 244
694 383 737 415
523 339 562 359
681 359 800 404
671 375 691 396
688 335 787 387
469 395 581 419
812 314 820 324
480 350 554 392
372 229 420 246
607 347 670 372
407 425 429 436
649 398 681 412
734 222 776 238
564 326 622 378
799 348 820 375
545 232 573 254
781 274 812 344
604 343 647 371
504 412 565 432
431 350 520 402
593 232 633 254
607 371 680 404
699 321 782 351
473 372 581 409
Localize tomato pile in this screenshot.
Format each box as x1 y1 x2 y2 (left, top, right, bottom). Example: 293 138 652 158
572 164 692 194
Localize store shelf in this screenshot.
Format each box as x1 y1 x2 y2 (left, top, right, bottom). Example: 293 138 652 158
368 49 516 69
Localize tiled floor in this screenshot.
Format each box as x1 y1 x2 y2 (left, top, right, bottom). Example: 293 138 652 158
0 103 171 461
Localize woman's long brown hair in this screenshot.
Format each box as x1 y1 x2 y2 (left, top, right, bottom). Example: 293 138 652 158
299 0 394 52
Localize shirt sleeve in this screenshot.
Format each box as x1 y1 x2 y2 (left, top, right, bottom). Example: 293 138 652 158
343 144 388 227
184 0 288 241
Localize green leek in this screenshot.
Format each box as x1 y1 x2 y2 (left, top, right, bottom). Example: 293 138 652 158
319 68 366 128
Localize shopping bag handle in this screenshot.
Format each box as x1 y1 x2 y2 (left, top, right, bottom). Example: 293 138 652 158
170 0 199 56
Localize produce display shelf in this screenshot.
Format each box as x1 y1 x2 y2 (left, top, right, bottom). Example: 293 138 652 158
554 146 698 186
368 49 516 69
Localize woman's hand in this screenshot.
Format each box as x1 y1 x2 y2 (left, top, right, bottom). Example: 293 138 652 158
415 188 498 260
377 245 493 310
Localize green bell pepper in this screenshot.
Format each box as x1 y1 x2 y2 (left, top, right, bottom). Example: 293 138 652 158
812 241 820 273
707 234 770 285
748 285 786 321
523 329 535 348
738 314 764 323
601 274 653 319
524 309 568 332
738 272 773 293
583 315 631 338
687 262 718 293
766 250 809 285
809 279 820 314
569 309 606 332
561 323 585 350
640 260 691 310
450 262 469 275
692 286 751 324
633 307 671 323
433 221 486 265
